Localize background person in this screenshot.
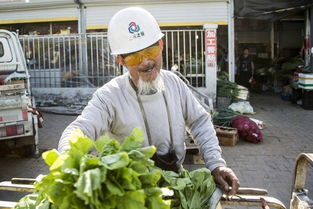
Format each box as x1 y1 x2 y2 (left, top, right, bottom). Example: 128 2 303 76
236 47 254 88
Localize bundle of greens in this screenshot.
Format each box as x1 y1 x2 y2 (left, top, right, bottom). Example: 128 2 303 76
256 56 305 79
217 71 229 81
212 107 239 127
15 128 217 209
159 169 216 209
217 79 240 99
15 128 170 209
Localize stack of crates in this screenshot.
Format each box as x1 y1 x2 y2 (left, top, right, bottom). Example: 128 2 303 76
298 73 313 110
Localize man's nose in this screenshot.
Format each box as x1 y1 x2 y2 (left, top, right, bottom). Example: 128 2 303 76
140 56 153 65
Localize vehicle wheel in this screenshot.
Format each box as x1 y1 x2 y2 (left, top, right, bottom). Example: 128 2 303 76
14 144 36 157
0 139 35 157
13 136 37 158
0 140 11 157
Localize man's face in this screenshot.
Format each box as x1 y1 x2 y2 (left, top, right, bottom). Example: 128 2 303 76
118 40 163 85
243 49 249 56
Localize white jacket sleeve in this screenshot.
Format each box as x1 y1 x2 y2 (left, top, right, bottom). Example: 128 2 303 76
180 80 226 171
58 89 114 152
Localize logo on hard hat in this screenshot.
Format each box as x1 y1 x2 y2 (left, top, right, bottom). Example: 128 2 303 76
128 21 145 40
128 22 140 33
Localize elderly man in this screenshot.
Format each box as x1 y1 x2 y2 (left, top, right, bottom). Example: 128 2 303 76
58 7 239 195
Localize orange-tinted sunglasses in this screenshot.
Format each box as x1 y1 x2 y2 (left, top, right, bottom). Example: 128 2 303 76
121 44 161 66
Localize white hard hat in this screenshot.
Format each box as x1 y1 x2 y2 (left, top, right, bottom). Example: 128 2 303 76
108 7 164 55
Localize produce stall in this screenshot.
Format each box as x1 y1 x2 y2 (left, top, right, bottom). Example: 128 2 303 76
7 130 313 209
4 152 313 209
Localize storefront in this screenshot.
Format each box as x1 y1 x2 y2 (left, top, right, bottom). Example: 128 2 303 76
233 0 313 109
0 1 229 34
0 0 235 99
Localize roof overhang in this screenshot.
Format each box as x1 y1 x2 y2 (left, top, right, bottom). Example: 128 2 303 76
235 0 313 20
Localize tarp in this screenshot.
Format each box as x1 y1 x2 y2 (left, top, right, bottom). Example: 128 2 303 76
235 0 313 20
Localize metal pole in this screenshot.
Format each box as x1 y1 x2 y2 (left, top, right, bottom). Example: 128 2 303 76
309 6 313 72
49 22 53 35
228 0 235 82
305 8 310 66
77 3 89 86
75 0 86 34
271 22 275 60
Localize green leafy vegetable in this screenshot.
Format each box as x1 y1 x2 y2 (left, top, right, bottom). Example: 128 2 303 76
42 149 59 166
159 168 216 209
101 152 130 170
15 128 170 209
15 127 216 209
212 107 239 127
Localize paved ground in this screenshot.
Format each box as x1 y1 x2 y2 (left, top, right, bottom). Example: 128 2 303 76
222 93 313 207
0 113 77 202
0 92 312 207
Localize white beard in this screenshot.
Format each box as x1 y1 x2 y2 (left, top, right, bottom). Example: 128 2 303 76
137 73 165 95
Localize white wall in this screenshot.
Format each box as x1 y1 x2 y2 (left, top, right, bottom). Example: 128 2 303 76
0 8 78 23
86 2 228 29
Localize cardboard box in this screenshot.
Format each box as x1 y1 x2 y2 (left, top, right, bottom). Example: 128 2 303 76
214 125 238 146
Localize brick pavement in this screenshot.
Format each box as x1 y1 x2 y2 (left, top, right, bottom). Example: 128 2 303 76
183 92 313 207
220 93 313 207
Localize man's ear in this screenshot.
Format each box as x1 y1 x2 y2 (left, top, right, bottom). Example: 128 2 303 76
159 39 164 51
116 56 124 65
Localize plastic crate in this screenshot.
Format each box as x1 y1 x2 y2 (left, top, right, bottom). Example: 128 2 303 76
302 90 313 110
298 73 313 89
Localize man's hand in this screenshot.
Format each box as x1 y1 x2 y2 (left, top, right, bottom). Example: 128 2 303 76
212 166 240 196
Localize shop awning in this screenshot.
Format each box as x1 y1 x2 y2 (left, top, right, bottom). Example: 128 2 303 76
235 0 313 20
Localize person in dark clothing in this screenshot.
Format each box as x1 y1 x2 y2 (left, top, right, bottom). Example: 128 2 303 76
236 47 254 88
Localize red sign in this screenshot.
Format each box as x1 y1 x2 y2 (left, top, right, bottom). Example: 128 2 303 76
205 30 217 67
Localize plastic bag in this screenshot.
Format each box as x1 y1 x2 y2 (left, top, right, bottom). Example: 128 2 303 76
231 115 263 143
249 77 257 85
228 101 254 114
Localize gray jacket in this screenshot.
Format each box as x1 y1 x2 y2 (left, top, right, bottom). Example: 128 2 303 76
58 70 226 171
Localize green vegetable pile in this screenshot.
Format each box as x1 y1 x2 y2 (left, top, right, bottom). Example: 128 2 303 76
254 56 306 79
14 128 217 209
212 107 239 127
15 128 170 209
270 56 304 78
159 169 216 209
217 79 240 99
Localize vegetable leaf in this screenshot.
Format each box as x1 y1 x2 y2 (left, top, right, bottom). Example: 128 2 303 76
159 168 216 209
95 135 120 155
119 128 144 152
42 149 59 166
116 190 146 209
68 129 93 154
74 167 106 204
101 152 130 170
